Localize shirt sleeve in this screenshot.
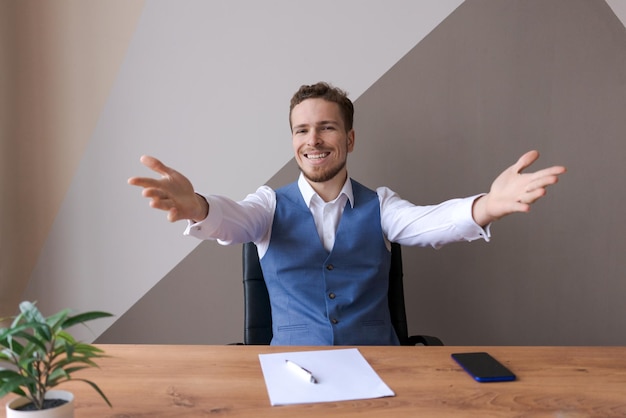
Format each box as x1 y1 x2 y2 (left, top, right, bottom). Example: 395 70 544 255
184 185 275 246
378 186 491 249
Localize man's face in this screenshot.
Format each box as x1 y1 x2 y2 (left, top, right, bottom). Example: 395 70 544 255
290 98 355 184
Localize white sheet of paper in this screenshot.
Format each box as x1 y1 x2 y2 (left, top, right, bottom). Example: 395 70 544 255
258 348 395 406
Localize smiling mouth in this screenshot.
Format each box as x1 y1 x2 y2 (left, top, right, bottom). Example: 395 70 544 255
305 152 330 160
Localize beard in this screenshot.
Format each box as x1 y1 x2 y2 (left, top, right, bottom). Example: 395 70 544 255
300 158 347 184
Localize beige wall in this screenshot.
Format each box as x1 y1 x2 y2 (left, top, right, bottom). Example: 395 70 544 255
0 1 15 324
0 0 145 320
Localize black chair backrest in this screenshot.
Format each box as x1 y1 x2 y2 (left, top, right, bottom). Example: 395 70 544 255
242 242 273 345
388 242 410 345
242 241 412 345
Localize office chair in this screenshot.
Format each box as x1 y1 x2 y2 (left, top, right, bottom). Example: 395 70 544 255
242 242 444 346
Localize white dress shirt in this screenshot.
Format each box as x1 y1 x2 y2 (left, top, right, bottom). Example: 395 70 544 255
185 173 490 259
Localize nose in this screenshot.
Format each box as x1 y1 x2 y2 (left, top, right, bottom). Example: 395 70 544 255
305 128 322 147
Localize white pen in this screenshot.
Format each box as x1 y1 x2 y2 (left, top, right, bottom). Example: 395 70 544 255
285 359 318 384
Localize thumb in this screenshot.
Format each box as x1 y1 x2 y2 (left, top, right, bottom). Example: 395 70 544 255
513 150 540 174
140 155 174 177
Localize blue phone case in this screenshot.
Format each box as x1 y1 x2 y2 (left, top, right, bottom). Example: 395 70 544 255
452 352 516 382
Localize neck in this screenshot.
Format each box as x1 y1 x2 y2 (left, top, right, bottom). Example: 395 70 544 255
307 171 348 202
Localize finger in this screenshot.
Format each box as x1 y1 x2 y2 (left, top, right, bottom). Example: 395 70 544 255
139 155 175 177
513 150 540 174
142 187 169 199
167 207 181 223
523 188 547 204
527 165 567 180
509 200 531 213
525 172 563 192
128 176 163 188
149 196 175 211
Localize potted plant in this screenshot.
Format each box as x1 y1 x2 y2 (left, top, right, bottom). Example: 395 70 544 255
0 301 113 417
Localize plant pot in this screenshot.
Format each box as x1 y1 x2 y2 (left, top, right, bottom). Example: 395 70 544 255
5 390 74 418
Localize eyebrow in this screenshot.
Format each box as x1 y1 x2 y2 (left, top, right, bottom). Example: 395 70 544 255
292 120 341 131
318 120 341 127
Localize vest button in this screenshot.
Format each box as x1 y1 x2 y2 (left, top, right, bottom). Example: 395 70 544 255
326 264 334 271
328 292 336 299
331 318 339 324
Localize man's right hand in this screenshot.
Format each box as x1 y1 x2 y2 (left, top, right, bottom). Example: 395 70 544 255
128 155 209 222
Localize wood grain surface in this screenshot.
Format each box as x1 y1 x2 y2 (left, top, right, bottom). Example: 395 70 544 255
2 345 625 417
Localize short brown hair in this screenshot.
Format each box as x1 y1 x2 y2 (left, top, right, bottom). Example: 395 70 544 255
289 82 354 131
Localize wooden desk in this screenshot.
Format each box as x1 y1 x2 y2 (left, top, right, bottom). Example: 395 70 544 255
3 345 626 417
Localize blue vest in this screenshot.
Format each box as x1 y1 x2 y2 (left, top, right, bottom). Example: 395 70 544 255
260 179 400 345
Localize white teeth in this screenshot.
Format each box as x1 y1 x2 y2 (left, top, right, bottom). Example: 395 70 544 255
307 152 329 160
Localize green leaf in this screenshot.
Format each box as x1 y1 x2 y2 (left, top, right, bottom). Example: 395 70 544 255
0 372 31 398
56 366 89 376
18 302 52 341
65 341 75 358
53 357 99 371
2 321 41 341
0 369 23 380
62 311 113 329
46 309 70 333
1 341 23 357
73 343 105 355
19 302 44 322
46 367 70 388
10 311 26 328
0 383 27 399
10 329 48 353
71 378 112 407
56 330 76 344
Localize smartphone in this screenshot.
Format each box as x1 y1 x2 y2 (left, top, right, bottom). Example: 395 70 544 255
451 352 516 383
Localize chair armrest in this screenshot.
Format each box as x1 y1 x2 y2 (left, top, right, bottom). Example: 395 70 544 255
407 335 444 346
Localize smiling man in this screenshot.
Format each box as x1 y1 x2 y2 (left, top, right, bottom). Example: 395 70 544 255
291 90 354 192
128 82 566 346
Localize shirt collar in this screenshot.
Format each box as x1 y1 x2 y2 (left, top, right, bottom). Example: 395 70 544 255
297 172 355 208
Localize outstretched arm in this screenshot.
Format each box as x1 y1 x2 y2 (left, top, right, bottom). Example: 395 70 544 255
472 150 566 227
127 155 209 222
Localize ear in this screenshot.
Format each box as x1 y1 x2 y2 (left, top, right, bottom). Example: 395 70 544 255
347 129 355 152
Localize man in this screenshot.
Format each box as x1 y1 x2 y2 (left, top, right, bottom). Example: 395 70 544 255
129 82 566 345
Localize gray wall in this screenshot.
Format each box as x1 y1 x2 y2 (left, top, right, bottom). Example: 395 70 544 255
5 0 625 346
350 0 626 345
